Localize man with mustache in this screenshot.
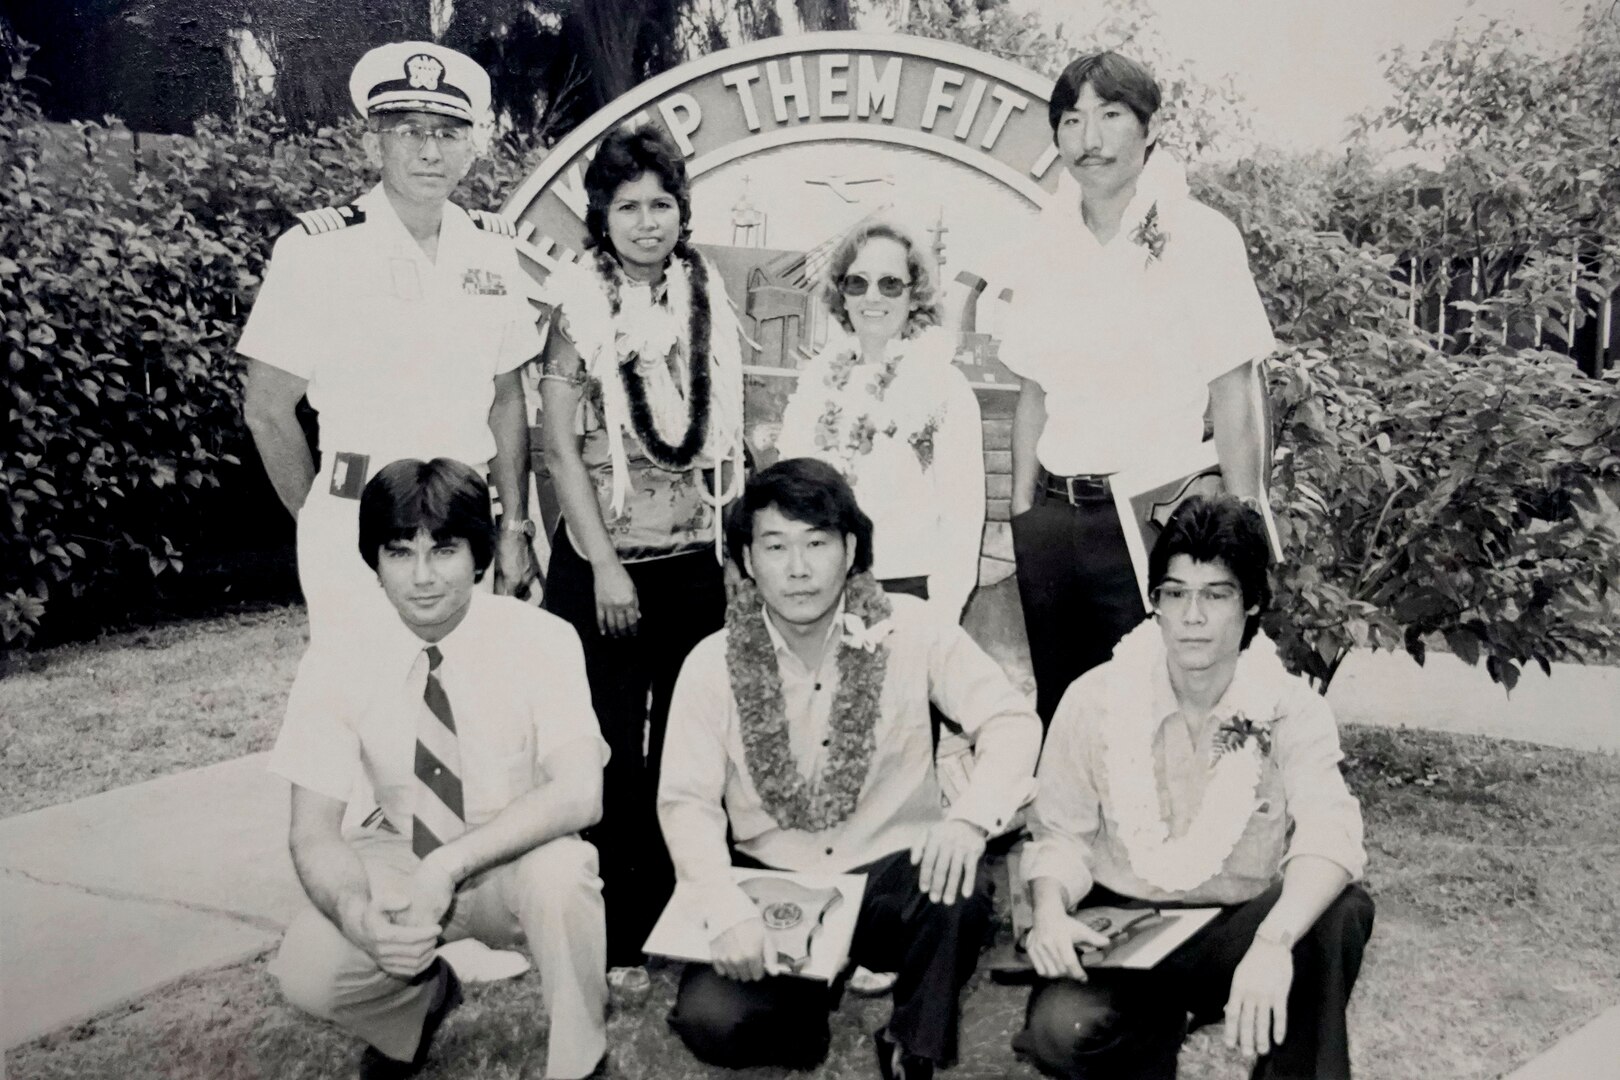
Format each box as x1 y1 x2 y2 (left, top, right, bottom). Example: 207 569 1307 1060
240 42 540 643
1002 52 1277 726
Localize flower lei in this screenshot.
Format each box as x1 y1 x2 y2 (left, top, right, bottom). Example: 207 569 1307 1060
726 572 893 832
1100 620 1288 892
1130 203 1169 265
804 327 952 475
591 243 712 471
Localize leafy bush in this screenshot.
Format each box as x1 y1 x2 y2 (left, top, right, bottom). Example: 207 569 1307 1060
1197 147 1620 691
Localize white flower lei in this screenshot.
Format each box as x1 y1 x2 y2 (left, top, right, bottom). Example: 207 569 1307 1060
543 253 744 541
1100 620 1290 893
800 325 955 475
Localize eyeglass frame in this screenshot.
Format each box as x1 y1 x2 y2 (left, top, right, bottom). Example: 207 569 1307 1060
1149 581 1246 613
839 273 913 298
379 123 474 152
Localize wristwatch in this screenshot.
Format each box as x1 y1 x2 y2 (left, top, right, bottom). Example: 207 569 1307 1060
501 518 537 539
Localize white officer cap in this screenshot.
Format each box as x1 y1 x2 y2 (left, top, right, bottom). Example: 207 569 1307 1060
348 41 491 124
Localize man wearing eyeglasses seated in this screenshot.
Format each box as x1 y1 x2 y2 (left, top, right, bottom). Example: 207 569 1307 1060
1013 495 1373 1080
240 41 540 644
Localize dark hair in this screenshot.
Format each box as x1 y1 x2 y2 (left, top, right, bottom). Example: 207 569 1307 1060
820 219 942 340
1147 494 1271 649
583 125 693 256
358 458 496 579
1048 52 1162 135
725 458 874 578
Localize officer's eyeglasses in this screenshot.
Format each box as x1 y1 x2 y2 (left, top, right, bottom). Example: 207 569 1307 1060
384 125 472 151
1151 582 1243 613
840 273 912 298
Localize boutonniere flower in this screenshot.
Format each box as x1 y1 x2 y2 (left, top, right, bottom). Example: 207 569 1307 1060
840 611 893 652
1212 712 1274 762
1130 203 1169 264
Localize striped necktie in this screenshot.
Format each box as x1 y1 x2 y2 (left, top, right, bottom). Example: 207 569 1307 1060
413 645 466 858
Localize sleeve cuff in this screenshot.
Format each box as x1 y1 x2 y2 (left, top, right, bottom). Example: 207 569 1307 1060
947 779 1034 838
1020 843 1094 912
1281 836 1367 883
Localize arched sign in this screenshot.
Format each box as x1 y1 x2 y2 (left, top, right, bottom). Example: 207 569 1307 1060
504 32 1065 597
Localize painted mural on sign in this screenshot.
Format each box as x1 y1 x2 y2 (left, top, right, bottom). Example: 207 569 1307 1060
505 32 1066 600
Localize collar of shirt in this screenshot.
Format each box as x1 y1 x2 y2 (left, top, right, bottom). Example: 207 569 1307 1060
1149 645 1276 746
357 182 478 270
375 589 490 684
1055 150 1190 256
760 595 845 680
620 272 671 307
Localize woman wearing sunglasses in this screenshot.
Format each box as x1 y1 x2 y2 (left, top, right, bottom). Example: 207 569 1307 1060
537 125 746 973
776 219 985 624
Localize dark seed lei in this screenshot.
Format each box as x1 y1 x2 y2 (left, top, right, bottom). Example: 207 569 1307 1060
591 242 713 470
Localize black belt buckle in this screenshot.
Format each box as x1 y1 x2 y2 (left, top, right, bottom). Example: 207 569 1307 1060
1049 473 1112 505
329 451 370 500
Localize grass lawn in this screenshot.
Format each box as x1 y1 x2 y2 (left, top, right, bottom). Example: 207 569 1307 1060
0 604 305 817
5 610 1619 1078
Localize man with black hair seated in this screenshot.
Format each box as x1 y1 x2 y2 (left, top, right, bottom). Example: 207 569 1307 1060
267 458 608 1079
1014 495 1373 1080
657 458 1042 1080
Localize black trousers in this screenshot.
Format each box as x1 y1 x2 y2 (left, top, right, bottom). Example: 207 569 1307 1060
1013 883 1376 1080
543 524 725 967
1010 492 1148 726
667 849 994 1070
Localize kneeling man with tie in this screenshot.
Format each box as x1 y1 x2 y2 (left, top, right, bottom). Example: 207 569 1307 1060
268 458 609 1079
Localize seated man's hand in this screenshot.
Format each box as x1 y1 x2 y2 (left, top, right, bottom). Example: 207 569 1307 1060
1224 936 1294 1057
401 853 457 930
342 890 441 979
910 818 988 905
1024 910 1111 982
709 915 772 982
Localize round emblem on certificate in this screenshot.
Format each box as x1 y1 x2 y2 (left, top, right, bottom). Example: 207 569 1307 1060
762 901 804 930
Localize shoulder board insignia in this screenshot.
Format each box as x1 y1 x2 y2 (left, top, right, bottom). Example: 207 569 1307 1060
294 203 366 236
469 208 523 238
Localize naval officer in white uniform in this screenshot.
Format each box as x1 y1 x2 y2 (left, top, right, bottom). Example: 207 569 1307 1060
241 41 541 641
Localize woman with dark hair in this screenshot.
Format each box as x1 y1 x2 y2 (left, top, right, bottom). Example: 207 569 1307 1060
775 218 985 623
538 124 745 970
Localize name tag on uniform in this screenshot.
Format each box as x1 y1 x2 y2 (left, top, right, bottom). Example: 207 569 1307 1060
462 268 507 295
329 452 370 500
390 258 421 300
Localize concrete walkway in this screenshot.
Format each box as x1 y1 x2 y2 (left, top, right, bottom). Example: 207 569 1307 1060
0 753 299 1048
2 649 1616 1072
1328 648 1620 754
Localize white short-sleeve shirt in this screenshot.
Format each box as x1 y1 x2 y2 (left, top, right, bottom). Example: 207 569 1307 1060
237 184 542 469
1002 158 1276 479
269 592 608 830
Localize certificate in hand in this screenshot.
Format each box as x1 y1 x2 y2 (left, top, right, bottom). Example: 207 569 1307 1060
988 904 1221 979
643 867 868 982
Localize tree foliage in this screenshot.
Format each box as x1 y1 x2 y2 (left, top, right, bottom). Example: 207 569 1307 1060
1192 4 1620 691
899 0 1249 159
